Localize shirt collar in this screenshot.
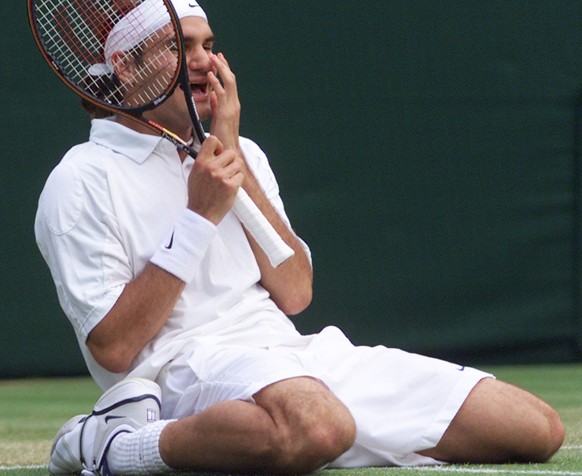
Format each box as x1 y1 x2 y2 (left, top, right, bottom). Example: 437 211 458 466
89 117 171 164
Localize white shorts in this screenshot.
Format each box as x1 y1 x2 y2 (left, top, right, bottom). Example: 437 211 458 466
157 326 492 467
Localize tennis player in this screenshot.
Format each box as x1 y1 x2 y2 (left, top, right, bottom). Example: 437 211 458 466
35 1 564 474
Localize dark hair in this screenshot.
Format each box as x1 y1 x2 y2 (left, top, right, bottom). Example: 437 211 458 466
80 98 114 118
80 45 147 118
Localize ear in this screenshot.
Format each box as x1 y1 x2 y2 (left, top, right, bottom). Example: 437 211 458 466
110 51 138 85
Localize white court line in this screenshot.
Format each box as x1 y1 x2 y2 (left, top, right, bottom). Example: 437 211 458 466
0 465 45 471
0 464 580 474
404 468 582 476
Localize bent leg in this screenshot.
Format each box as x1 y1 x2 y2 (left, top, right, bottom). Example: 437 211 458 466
420 378 565 463
159 376 355 474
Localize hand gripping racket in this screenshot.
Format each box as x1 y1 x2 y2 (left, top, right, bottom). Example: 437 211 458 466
27 0 294 268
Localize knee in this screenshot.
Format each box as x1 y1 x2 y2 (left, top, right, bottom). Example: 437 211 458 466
299 411 356 463
512 404 565 463
531 407 565 462
253 377 356 473
265 406 356 473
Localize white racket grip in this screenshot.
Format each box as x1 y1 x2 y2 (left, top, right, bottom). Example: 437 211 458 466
233 188 295 267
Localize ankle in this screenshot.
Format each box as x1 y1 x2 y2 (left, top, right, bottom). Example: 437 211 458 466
107 420 175 474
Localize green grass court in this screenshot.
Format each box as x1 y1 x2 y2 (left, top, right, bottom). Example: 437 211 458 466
1 364 581 475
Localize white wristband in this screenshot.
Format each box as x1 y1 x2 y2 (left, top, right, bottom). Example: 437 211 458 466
149 209 217 283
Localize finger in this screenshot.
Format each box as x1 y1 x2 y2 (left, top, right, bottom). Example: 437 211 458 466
210 53 237 90
198 135 223 160
220 159 245 187
228 169 245 188
209 89 219 113
222 155 242 176
208 71 224 97
216 52 229 66
209 51 228 69
208 148 238 172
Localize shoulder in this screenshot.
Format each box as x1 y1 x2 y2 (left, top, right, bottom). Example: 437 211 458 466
36 143 108 236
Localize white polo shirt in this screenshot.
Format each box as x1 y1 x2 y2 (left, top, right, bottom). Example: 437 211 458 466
35 118 310 390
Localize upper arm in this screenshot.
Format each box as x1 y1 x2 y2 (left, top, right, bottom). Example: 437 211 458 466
35 153 130 343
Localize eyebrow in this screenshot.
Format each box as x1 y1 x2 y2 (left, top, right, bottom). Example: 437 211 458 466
182 34 216 45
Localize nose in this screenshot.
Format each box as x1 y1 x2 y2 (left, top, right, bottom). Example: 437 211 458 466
186 45 212 71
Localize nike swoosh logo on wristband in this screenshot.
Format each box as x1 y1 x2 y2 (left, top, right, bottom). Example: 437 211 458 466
165 231 175 250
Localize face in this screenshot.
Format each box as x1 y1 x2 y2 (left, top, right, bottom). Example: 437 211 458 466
113 16 215 139
143 16 216 136
112 24 179 108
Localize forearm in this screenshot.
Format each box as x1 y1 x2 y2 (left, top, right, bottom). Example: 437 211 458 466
88 207 217 372
242 171 313 315
87 263 185 373
205 52 312 313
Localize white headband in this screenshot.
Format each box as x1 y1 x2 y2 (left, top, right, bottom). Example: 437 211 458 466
88 0 207 76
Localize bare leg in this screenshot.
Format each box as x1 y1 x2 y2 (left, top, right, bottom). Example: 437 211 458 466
159 376 356 474
420 378 565 463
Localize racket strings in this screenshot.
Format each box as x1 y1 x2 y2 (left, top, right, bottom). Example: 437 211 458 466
36 0 121 74
123 28 178 107
32 0 179 110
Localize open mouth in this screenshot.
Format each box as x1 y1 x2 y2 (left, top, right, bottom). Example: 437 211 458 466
181 82 207 96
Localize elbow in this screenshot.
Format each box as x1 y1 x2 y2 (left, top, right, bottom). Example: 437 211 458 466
279 286 313 316
87 337 135 374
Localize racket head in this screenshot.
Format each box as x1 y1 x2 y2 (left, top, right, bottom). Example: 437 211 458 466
27 0 185 118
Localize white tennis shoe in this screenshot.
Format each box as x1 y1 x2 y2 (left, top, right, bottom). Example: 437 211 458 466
48 377 162 475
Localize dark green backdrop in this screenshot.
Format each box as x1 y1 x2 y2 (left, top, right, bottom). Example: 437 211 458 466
3 1 582 378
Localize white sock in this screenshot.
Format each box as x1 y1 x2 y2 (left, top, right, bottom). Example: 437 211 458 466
107 420 175 474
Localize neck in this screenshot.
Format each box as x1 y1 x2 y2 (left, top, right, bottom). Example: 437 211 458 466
115 114 154 136
115 116 194 146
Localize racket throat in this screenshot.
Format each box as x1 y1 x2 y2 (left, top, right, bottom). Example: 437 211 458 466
148 120 198 158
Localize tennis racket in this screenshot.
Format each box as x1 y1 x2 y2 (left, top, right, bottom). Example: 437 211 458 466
27 0 294 268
